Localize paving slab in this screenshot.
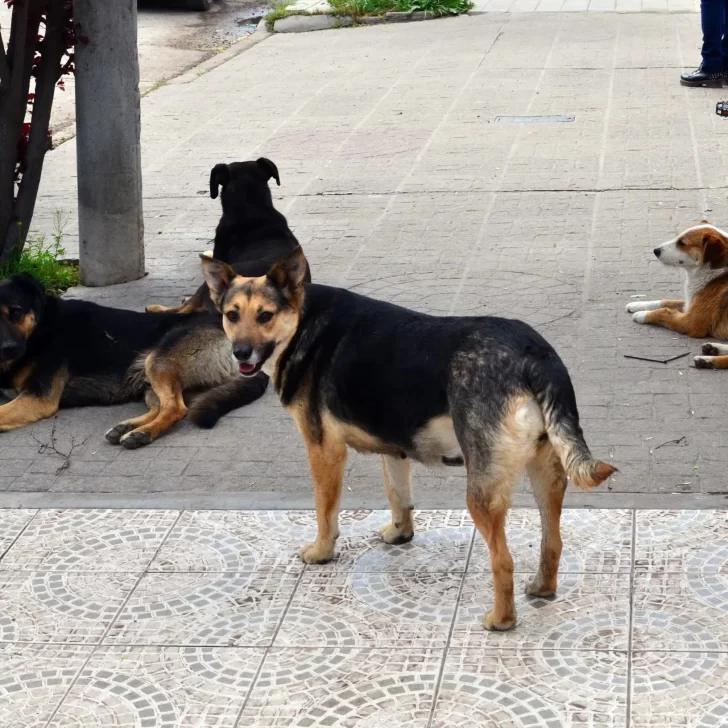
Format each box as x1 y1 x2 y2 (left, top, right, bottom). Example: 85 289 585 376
7 13 728 508
0 507 727 726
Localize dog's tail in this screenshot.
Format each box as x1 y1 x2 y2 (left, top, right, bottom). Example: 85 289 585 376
526 357 617 490
187 374 269 429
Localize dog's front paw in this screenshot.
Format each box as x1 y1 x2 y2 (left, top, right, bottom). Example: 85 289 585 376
626 301 643 313
379 521 415 545
632 311 649 324
694 355 715 369
120 430 153 449
702 343 721 356
105 423 133 445
298 541 335 564
483 608 517 632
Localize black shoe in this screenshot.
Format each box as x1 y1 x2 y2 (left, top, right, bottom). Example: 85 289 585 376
680 66 724 87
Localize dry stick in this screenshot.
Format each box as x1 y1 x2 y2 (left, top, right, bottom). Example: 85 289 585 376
32 421 91 475
624 352 690 364
654 436 687 451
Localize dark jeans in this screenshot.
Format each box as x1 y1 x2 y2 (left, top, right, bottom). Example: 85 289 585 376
702 0 728 72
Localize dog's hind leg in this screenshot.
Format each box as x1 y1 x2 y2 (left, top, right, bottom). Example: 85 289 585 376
105 407 160 445
467 482 517 631
379 455 414 545
299 437 347 564
146 287 205 314
525 441 567 598
120 356 187 449
458 394 545 631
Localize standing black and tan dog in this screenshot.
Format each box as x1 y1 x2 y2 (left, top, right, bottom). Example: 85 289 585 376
201 248 616 631
0 273 265 444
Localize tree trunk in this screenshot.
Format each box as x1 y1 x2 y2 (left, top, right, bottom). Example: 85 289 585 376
2 0 65 263
0 0 46 265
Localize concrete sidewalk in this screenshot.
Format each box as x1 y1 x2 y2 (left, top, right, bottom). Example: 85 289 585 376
9 12 728 508
1 506 727 727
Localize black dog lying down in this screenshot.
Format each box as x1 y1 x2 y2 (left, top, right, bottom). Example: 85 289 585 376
0 273 263 446
147 157 310 316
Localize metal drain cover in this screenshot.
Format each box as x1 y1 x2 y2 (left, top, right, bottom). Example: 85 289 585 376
495 115 575 124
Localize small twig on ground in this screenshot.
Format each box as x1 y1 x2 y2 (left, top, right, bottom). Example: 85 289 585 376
653 436 687 451
624 352 690 364
32 421 91 475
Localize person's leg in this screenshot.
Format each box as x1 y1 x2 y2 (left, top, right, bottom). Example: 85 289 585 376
721 0 728 72
682 0 725 86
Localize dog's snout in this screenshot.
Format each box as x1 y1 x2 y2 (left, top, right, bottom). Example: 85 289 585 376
233 344 254 362
653 247 662 258
0 341 20 360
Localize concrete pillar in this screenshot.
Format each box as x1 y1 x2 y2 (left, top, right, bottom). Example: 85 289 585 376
74 0 145 286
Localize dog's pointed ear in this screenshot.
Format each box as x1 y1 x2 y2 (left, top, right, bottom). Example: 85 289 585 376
703 230 728 269
209 164 230 200
256 157 280 187
267 247 307 303
11 272 46 306
200 255 236 309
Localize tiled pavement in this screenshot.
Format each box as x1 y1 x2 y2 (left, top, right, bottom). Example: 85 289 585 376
2 507 728 726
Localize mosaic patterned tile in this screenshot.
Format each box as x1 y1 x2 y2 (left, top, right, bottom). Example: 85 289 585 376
0 570 138 644
635 510 728 574
631 651 728 727
433 648 628 728
632 571 728 651
48 646 265 728
105 570 298 646
239 648 441 727
275 570 462 648
0 643 91 728
451 572 631 650
151 510 474 574
470 508 633 573
323 509 473 573
0 509 36 558
0 509 179 572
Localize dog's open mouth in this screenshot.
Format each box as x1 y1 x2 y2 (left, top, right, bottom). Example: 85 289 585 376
238 361 263 377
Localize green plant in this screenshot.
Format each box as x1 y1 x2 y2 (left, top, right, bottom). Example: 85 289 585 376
0 210 79 293
265 0 295 31
330 0 471 15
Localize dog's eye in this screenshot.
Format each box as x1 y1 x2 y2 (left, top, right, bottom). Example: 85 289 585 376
226 310 239 323
676 240 685 247
257 311 274 324
7 306 22 323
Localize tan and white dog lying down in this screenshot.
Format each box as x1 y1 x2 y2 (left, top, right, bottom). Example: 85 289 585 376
626 222 728 369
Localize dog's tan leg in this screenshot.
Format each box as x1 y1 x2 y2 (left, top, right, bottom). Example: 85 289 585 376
119 357 187 448
299 437 347 564
0 372 67 432
379 454 414 545
525 442 567 597
146 289 204 314
105 408 161 445
633 307 709 336
626 299 684 313
467 487 515 631
695 353 728 369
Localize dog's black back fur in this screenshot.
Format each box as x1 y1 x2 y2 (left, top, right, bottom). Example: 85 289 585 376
276 284 589 471
210 158 310 281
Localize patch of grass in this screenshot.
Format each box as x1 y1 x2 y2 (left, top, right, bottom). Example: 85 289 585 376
330 0 471 15
0 211 79 294
141 79 168 98
266 0 295 30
